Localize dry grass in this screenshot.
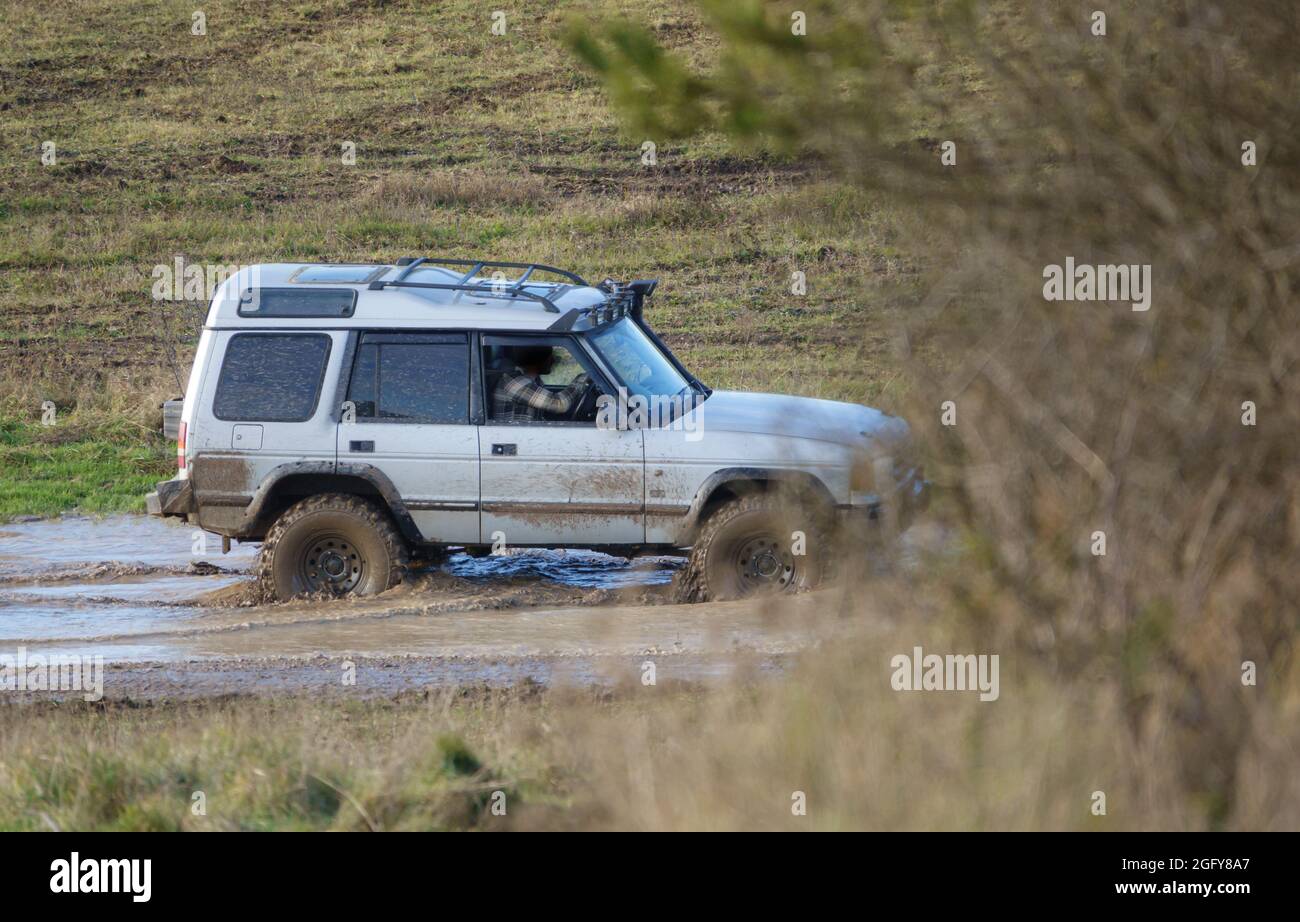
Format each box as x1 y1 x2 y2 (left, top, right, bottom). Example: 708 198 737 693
366 170 555 210
0 0 894 401
565 0 1300 828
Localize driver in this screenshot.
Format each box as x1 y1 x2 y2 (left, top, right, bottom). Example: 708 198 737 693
493 346 592 422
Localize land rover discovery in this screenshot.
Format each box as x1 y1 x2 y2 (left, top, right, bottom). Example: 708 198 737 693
147 257 928 602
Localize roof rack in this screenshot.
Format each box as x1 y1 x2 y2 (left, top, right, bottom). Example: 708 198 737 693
387 257 588 286
368 257 591 314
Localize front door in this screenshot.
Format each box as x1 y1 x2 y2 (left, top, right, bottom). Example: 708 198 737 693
478 335 644 547
337 332 480 544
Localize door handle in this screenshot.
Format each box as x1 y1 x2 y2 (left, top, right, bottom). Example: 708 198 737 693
349 440 375 453
491 443 517 456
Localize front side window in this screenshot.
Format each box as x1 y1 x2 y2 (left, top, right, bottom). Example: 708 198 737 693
213 333 331 422
483 338 600 424
347 334 469 424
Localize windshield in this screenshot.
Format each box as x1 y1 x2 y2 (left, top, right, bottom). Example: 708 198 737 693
588 318 690 400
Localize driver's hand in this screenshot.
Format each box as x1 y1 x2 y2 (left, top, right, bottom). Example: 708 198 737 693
573 372 592 387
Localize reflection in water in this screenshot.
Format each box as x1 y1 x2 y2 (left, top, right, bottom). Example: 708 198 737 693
442 548 682 589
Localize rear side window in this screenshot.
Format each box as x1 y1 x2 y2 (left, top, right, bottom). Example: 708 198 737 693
347 334 468 424
213 334 332 422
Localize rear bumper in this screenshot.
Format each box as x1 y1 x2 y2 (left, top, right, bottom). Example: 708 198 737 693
146 477 194 518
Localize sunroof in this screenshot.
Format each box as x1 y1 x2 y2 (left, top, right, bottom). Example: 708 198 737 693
289 265 388 284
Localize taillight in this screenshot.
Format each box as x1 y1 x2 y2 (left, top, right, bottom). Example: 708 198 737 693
177 421 187 471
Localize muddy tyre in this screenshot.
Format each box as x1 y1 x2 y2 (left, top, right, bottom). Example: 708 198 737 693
675 495 825 602
256 493 409 602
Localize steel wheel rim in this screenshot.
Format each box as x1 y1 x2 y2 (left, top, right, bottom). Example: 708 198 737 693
733 534 795 594
298 533 364 594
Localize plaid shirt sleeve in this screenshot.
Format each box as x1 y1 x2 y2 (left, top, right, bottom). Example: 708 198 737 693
498 370 590 417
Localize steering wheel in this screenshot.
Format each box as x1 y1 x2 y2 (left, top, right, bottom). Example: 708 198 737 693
568 379 601 422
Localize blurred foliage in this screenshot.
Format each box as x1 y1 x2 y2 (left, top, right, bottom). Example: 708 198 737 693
571 0 1300 826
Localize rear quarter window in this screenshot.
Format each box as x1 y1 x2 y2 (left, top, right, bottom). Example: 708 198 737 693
237 287 357 318
213 333 332 422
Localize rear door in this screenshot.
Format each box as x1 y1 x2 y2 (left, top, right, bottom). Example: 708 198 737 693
337 332 479 543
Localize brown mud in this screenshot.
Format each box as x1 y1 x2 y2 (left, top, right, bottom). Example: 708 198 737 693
0 515 941 700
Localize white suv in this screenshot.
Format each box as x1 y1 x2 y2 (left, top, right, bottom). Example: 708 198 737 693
147 258 928 601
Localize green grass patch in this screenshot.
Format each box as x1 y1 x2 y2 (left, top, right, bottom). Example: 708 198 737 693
0 416 173 520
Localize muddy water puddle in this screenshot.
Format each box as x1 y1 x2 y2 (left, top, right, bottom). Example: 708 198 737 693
94 653 795 700
0 516 753 679
0 516 255 647
0 515 926 697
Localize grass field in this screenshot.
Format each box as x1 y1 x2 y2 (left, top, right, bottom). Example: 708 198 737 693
0 0 921 519
3 0 1294 834
0 641 1221 832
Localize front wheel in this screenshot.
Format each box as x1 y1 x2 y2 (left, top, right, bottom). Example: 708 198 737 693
256 493 409 602
676 495 825 602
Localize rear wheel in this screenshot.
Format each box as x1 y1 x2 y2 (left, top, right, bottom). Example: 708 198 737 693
676 494 825 602
256 493 409 602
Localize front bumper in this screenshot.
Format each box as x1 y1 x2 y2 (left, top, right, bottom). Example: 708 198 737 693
840 467 931 531
146 477 194 518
